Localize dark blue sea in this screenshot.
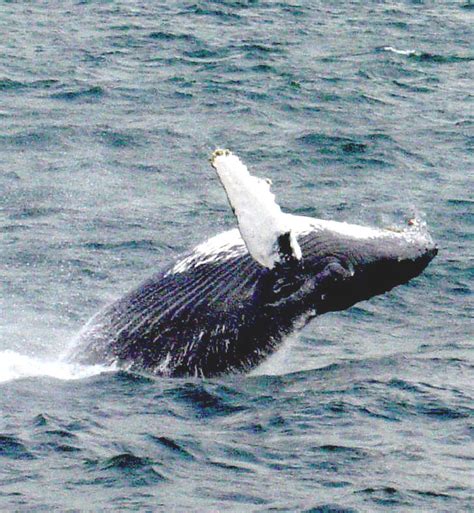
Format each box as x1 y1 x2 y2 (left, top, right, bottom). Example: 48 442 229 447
1 1 473 511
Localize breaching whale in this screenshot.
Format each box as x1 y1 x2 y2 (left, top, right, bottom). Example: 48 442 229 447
69 150 437 377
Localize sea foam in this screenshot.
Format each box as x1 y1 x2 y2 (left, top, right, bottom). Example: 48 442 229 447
0 350 112 384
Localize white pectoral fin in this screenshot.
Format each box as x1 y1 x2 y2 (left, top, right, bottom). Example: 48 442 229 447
210 149 302 269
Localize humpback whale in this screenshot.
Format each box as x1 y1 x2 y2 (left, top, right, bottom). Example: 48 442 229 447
69 150 437 377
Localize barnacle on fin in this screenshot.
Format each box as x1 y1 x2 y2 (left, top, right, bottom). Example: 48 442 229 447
210 149 231 166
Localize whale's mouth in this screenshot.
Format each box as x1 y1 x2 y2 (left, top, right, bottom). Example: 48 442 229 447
360 240 437 298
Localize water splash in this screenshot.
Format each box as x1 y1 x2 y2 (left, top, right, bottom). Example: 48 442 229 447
250 334 300 376
0 350 113 384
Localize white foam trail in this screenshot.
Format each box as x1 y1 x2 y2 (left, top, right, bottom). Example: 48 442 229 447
0 350 113 384
382 46 417 56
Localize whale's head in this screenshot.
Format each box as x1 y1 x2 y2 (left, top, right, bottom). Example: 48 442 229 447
210 150 437 320
291 216 437 314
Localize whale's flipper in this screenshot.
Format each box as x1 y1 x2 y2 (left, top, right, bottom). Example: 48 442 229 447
211 149 302 269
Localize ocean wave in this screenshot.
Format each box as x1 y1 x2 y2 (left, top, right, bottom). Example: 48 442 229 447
381 46 473 63
382 46 418 56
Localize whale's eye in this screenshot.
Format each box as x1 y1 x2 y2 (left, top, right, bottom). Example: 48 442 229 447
316 261 353 287
272 277 299 296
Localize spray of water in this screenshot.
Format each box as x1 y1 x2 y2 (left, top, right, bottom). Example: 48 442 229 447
0 350 113 384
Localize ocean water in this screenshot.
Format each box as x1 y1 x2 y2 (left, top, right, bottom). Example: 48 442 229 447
1 1 473 511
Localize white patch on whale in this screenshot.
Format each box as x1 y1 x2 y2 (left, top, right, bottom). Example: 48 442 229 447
211 149 302 269
167 228 247 276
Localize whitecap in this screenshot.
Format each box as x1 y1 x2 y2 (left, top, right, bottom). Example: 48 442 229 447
382 46 417 56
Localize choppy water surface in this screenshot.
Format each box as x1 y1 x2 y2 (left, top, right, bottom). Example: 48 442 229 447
1 1 473 511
